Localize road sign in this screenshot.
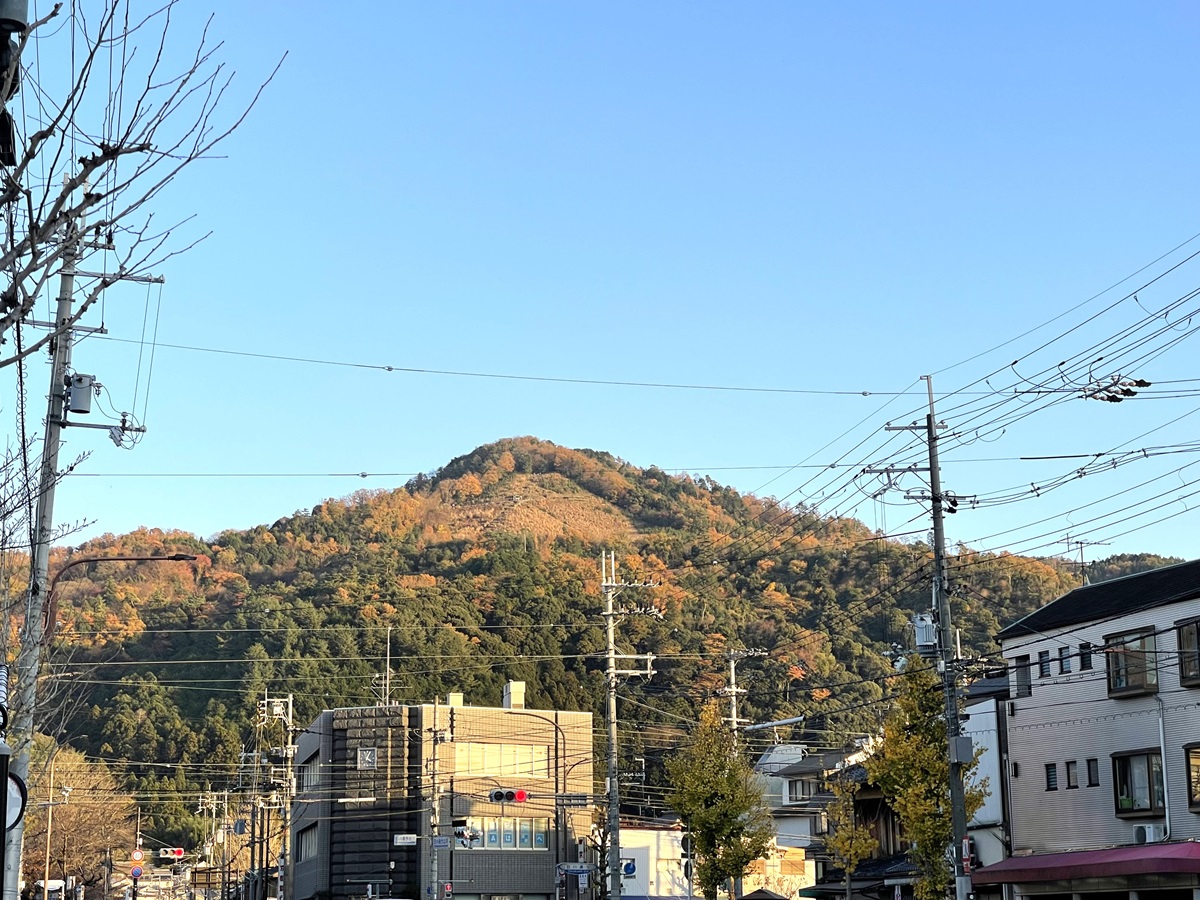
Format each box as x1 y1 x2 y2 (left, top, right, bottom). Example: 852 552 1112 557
394 833 417 846
130 866 143 880
557 864 594 876
433 836 451 849
131 850 144 863
555 793 591 807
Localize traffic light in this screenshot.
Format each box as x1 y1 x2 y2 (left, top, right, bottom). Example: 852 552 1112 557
158 848 185 859
488 788 528 803
443 883 453 900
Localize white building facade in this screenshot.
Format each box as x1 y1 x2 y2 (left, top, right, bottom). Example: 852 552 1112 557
974 559 1200 896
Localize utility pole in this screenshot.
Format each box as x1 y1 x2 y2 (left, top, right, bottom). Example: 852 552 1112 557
8 231 79 900
428 696 442 900
877 376 971 900
719 649 766 735
258 695 295 900
600 551 657 900
7 194 157 898
1063 536 1109 586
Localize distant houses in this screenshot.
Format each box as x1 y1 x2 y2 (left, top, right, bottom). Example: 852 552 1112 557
282 559 1200 900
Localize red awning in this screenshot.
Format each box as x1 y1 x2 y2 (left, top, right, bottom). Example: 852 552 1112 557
973 843 1200 884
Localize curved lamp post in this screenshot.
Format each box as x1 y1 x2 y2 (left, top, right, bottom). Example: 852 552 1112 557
42 552 197 643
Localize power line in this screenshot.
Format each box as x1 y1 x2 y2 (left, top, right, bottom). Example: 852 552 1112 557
96 336 915 396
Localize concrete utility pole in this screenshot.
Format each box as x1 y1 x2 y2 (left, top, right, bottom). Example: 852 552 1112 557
924 387 971 900
6 231 79 900
429 697 442 900
258 695 295 900
600 552 657 900
6 188 157 897
880 376 971 900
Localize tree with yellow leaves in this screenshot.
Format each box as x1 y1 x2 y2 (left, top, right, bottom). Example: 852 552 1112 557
866 660 988 900
822 764 875 900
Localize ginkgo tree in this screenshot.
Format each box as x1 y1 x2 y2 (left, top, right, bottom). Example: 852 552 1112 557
866 659 988 900
822 764 875 900
665 703 775 900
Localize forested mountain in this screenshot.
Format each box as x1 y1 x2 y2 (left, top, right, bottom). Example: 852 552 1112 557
27 437 1181 845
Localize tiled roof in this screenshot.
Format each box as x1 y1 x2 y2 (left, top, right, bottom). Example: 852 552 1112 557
770 750 842 778
996 558 1200 641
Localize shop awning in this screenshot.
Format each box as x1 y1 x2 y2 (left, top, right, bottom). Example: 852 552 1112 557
973 843 1200 885
796 887 845 899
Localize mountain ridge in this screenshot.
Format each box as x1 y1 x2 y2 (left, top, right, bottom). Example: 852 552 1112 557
20 435 1182 847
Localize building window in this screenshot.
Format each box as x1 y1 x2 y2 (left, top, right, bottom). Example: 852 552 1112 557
813 811 829 835
1087 758 1100 787
1104 629 1157 696
466 816 550 851
1113 750 1164 815
454 742 550 778
1038 650 1052 678
296 824 318 863
1013 656 1032 698
1080 642 1093 671
357 747 378 771
1058 647 1072 674
297 753 320 793
1178 620 1200 686
1065 760 1079 789
787 778 814 803
1045 763 1058 791
1187 745 1200 811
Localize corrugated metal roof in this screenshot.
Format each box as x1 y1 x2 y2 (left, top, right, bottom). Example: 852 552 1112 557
996 558 1200 640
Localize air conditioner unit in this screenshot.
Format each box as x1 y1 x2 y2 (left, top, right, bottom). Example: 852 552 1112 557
1133 824 1165 844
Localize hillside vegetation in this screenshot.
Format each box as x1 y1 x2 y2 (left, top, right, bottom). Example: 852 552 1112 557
22 437 1173 845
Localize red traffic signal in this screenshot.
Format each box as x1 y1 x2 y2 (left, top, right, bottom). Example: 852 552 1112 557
488 788 528 803
443 884 453 899
158 847 185 859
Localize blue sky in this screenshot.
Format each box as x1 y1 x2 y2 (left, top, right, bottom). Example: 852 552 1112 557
24 2 1200 563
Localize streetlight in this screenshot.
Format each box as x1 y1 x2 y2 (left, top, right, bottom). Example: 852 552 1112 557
40 754 71 900
500 708 594 867
42 553 198 643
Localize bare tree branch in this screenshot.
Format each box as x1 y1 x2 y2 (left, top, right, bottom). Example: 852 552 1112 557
0 1 283 353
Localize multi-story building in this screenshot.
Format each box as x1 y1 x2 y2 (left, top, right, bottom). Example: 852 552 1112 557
290 681 593 900
754 743 917 900
756 742 822 890
973 559 1200 897
961 674 1011 876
